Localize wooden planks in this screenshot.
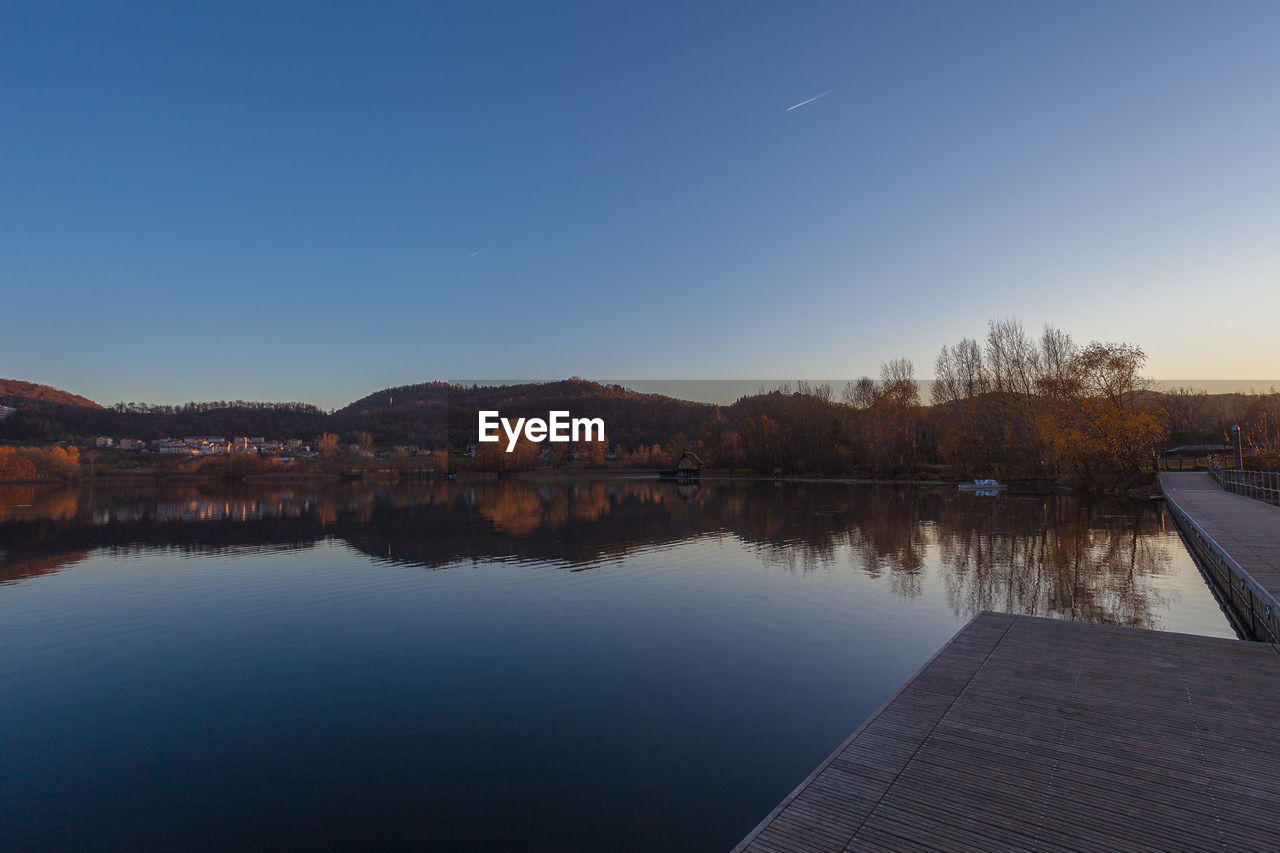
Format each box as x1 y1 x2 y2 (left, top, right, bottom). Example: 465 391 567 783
1161 472 1280 598
1161 472 1280 641
734 613 1280 852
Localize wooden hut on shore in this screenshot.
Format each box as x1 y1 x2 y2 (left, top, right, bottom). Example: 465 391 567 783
660 452 702 481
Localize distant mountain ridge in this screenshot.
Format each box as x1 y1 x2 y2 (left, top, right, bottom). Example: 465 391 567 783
1 375 1275 458
0 378 101 409
0 377 714 449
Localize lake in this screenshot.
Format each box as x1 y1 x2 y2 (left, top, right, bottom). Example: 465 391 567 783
0 478 1234 850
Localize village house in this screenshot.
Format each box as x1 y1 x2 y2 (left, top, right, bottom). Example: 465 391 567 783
158 441 197 455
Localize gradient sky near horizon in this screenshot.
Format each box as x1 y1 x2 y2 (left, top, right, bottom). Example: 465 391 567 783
3 1 1279 409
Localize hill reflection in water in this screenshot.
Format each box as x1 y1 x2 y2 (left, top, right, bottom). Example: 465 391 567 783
1 478 1225 630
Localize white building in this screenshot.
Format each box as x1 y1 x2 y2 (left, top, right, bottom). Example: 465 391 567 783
159 443 197 455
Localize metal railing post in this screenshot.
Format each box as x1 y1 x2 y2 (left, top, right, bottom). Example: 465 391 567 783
1208 460 1280 506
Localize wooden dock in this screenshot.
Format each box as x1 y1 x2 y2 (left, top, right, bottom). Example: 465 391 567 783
735 612 1280 852
1161 472 1280 642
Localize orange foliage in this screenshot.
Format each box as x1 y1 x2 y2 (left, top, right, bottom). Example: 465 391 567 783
0 445 81 480
0 448 37 479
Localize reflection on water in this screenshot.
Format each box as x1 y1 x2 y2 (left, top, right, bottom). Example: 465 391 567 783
0 478 1232 851
0 479 1222 630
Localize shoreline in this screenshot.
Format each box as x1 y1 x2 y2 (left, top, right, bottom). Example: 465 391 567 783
0 468 1119 496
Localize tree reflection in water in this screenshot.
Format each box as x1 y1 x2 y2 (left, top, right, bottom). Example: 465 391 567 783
1 479 1192 629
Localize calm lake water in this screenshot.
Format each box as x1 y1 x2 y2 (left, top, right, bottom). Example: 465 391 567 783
0 478 1234 850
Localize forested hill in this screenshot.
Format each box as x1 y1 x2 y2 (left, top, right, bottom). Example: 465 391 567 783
2 399 331 445
442 379 713 450
0 378 101 409
337 379 714 448
339 381 452 415
0 378 715 449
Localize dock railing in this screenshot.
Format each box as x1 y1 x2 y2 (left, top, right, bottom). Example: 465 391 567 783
1208 457 1280 507
1162 483 1280 643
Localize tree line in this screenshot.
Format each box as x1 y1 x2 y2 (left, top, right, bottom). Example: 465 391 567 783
4 320 1276 484
654 319 1222 485
0 446 81 480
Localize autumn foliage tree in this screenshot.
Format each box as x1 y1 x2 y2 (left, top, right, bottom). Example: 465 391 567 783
0 445 81 480
931 320 1165 481
1241 393 1280 457
474 435 539 473
316 433 340 455
1035 342 1165 478
0 448 37 479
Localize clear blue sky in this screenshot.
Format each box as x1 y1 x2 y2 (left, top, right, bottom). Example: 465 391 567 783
3 1 1278 408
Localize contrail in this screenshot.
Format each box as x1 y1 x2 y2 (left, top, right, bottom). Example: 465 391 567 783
469 250 482 257
786 89 835 111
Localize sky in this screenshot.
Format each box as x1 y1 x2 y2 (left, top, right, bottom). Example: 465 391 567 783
2 1 1279 409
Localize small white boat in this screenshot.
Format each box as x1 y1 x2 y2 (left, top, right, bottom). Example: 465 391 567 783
958 479 1006 493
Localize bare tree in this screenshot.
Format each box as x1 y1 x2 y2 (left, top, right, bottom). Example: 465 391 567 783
986 318 1041 404
1073 341 1149 405
933 344 960 406
1158 386 1211 443
933 338 987 405
876 358 920 471
1034 325 1075 394
880 358 918 408
843 376 879 409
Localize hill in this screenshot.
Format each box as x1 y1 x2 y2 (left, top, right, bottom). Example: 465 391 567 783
0 377 715 451
0 378 101 409
333 379 714 449
339 381 452 415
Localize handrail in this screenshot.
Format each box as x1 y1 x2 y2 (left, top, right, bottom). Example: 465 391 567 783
1162 490 1280 642
1207 457 1280 507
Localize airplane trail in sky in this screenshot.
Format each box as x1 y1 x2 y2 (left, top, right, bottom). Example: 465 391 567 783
785 89 835 111
469 250 482 257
